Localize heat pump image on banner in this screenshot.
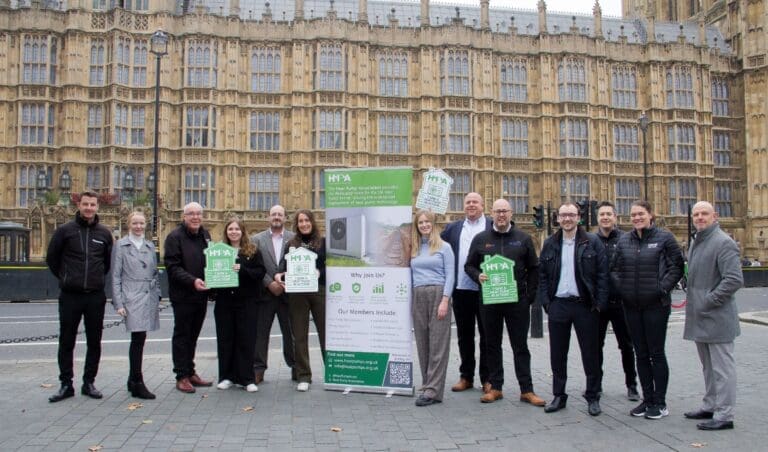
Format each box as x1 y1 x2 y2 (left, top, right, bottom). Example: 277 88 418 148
329 214 366 258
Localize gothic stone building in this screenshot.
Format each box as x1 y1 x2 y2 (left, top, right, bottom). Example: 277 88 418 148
0 0 766 261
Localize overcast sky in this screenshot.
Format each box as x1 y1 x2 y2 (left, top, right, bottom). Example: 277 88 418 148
432 0 623 17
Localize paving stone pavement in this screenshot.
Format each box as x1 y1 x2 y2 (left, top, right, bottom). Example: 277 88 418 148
1 320 766 451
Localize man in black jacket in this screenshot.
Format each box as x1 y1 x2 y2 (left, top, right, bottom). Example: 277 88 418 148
595 201 639 401
164 202 212 393
464 199 545 406
538 202 608 416
46 191 113 402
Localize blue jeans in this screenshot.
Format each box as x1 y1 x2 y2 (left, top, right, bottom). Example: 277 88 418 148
624 304 670 406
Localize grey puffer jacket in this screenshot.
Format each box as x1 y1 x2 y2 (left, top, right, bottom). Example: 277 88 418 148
610 225 684 309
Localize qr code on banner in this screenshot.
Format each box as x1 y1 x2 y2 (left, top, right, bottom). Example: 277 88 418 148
384 361 412 387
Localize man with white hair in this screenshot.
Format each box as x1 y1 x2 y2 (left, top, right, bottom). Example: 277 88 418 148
164 202 213 393
683 201 743 430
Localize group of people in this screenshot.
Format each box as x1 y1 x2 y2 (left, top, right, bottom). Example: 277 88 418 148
408 193 742 432
45 190 742 431
45 192 327 405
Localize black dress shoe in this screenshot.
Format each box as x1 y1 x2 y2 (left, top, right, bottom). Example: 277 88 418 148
544 395 568 413
81 382 103 399
415 395 440 407
588 399 602 416
697 420 734 430
684 409 714 420
48 384 75 403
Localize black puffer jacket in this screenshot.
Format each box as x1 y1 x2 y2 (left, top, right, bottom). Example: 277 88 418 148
46 211 113 293
610 226 684 309
164 223 211 304
597 228 624 302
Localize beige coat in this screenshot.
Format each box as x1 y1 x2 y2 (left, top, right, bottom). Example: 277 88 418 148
111 236 161 332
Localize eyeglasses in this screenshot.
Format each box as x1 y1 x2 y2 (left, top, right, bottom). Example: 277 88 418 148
184 211 203 217
558 213 578 218
493 209 511 215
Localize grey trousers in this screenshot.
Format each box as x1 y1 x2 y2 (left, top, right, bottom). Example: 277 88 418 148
696 341 736 422
253 294 295 374
412 285 452 401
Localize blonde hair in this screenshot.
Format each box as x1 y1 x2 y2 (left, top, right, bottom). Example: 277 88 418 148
126 210 146 225
411 209 444 257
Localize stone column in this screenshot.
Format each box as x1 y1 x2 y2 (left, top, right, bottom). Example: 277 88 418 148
421 0 429 27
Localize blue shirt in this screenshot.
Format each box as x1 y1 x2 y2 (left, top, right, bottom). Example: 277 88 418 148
411 240 455 297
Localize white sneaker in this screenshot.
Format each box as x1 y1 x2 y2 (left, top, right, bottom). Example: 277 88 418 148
216 379 233 390
245 383 258 393
296 382 310 392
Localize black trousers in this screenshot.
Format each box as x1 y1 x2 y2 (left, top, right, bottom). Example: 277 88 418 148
214 297 258 385
598 301 637 389
547 299 601 401
480 301 533 393
253 294 295 374
171 301 208 380
624 304 670 406
452 289 488 383
57 290 106 384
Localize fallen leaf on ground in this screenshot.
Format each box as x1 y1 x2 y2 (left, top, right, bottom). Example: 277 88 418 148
331 427 342 432
126 402 143 411
242 406 254 412
88 446 103 452
201 394 209 398
141 419 153 424
40 383 53 389
691 443 707 448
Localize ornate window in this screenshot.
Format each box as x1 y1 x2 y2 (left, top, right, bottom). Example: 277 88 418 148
440 50 470 96
669 179 697 215
124 0 149 10
249 111 280 151
713 132 732 167
249 170 280 211
613 124 639 161
378 115 409 154
712 77 729 116
87 105 106 146
611 65 637 108
89 39 106 86
666 66 694 108
559 119 589 157
500 59 527 102
560 175 590 204
20 103 54 146
558 58 586 102
715 183 734 217
18 165 51 207
185 106 217 148
116 37 131 85
114 104 129 146
185 40 218 88
184 167 216 209
316 43 345 91
130 107 145 146
22 35 57 85
440 113 472 154
313 109 345 149
448 171 472 211
251 47 281 93
667 125 696 161
378 52 408 97
615 179 641 215
500 119 528 158
502 175 529 214
132 40 148 87
86 166 102 191
312 169 325 209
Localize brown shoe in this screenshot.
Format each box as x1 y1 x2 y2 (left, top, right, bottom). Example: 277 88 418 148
254 371 264 385
482 382 492 394
176 378 195 393
189 374 213 387
520 391 546 407
451 378 473 392
480 389 503 403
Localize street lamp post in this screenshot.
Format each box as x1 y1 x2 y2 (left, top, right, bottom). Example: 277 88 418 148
123 171 135 207
638 111 650 201
59 168 71 204
36 169 48 202
150 30 168 255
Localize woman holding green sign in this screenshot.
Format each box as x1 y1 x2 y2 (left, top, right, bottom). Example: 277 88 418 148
410 209 455 406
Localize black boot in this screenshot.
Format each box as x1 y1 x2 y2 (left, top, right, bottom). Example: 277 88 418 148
127 379 135 392
129 376 156 400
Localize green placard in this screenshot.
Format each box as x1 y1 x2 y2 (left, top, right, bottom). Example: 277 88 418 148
204 242 239 289
325 167 413 207
480 254 518 304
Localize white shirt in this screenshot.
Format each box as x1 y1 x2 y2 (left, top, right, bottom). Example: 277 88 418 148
457 216 487 291
555 237 580 298
271 229 285 262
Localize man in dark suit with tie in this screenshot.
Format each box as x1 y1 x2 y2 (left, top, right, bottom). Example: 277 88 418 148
251 205 296 383
440 192 494 393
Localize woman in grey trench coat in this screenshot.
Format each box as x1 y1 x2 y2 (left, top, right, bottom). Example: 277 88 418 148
111 211 161 399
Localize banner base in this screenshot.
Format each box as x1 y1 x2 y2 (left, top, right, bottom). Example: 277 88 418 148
324 383 414 397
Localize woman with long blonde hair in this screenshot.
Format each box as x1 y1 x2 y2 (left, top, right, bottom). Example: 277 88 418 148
410 209 455 406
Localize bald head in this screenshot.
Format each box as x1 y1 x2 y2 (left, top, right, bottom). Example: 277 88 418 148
692 201 717 232
491 199 512 231
268 204 286 232
463 192 484 221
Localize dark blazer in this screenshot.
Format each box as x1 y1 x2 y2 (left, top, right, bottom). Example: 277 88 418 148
440 215 493 289
251 228 296 294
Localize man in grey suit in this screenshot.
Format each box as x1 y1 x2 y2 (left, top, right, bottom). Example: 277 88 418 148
251 205 296 383
683 201 743 431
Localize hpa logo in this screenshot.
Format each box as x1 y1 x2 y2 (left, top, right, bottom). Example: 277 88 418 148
328 173 352 183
